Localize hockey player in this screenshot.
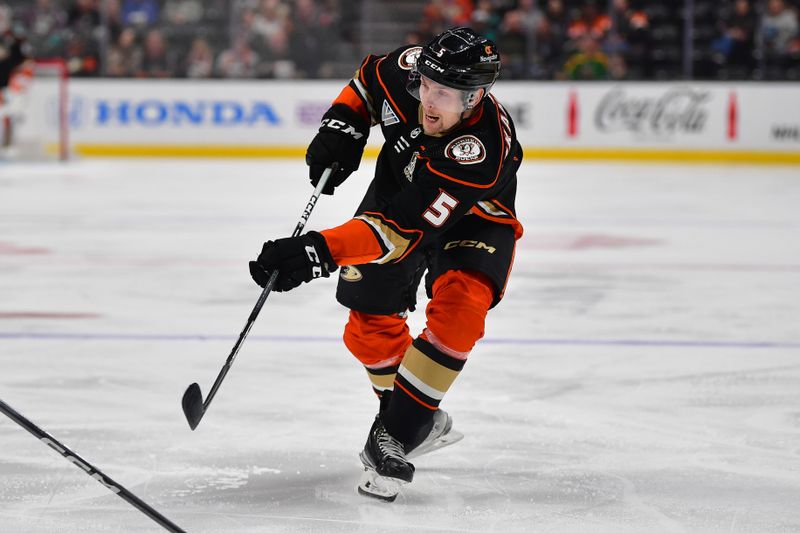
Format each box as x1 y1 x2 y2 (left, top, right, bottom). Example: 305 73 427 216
250 27 523 501
0 26 29 155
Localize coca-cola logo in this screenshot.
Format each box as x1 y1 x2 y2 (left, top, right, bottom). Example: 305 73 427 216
595 87 709 137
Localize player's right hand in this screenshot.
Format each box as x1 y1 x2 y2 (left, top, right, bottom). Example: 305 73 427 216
249 232 337 292
306 106 368 195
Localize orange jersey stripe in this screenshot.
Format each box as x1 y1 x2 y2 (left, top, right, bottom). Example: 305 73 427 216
321 218 383 266
469 207 524 240
499 241 517 299
332 85 370 123
374 57 407 124
357 55 373 87
423 158 499 189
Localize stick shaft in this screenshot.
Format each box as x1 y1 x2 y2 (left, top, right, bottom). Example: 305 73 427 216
199 166 336 416
0 398 186 533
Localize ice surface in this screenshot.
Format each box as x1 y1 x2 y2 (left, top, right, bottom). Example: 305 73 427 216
1 158 799 532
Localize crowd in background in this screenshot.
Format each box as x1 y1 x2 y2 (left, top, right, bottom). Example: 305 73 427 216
0 0 798 80
412 0 800 79
0 0 346 78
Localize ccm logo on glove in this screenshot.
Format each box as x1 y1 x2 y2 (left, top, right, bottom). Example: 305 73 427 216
321 118 365 140
249 232 337 292
306 105 369 195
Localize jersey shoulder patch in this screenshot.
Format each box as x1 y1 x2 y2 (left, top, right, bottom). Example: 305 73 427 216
397 46 422 70
444 135 486 165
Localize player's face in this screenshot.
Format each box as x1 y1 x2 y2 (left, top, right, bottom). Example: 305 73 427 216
418 76 466 135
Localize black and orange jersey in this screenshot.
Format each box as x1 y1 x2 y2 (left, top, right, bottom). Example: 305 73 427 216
320 45 523 267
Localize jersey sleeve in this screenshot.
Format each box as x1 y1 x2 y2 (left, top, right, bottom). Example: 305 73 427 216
328 45 420 128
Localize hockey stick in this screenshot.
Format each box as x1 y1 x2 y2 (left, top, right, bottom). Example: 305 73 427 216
0 397 186 533
182 164 337 430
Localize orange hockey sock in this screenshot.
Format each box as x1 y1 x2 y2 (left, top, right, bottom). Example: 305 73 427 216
343 310 412 396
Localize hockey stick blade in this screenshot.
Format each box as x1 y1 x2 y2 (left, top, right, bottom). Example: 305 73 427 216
180 165 335 431
181 383 204 430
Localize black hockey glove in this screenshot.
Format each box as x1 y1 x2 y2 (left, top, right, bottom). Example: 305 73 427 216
249 231 337 292
305 105 369 195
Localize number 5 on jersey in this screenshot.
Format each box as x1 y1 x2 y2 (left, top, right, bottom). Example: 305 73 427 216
423 190 459 227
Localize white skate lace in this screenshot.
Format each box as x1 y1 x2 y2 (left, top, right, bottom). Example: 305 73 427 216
377 429 407 460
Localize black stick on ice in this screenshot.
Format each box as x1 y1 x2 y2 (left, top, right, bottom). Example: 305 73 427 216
182 164 337 430
0 397 186 533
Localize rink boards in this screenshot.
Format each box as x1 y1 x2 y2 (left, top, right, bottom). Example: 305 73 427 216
18 79 800 164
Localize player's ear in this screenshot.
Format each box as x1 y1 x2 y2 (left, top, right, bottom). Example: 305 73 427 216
465 88 485 110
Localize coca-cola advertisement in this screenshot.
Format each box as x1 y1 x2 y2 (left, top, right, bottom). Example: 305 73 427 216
594 86 710 140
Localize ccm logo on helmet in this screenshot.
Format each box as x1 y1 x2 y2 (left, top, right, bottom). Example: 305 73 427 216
423 59 445 73
321 118 364 140
445 135 486 164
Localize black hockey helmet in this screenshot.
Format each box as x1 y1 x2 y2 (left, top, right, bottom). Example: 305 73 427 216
408 27 501 109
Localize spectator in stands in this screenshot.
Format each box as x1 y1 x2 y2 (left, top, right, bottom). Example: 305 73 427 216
545 0 569 32
562 34 609 79
470 0 502 40
609 0 651 79
537 0 569 77
758 0 799 77
517 0 543 32
608 52 629 79
288 0 335 78
236 5 259 43
20 0 68 58
121 0 159 28
106 26 142 77
259 19 296 79
138 28 175 78
714 0 757 78
496 9 530 79
163 0 204 26
67 0 101 35
64 33 100 76
200 0 230 24
182 36 214 78
253 0 290 42
567 0 611 42
101 0 123 44
216 35 261 78
419 0 473 41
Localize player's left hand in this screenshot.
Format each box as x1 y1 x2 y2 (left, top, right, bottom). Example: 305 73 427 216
249 232 337 292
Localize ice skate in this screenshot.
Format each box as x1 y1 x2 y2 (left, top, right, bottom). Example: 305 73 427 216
406 409 464 459
358 416 414 502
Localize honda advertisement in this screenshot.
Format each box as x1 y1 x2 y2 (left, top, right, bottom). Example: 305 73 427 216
56 80 800 159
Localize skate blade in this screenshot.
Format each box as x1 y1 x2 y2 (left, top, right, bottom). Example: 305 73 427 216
357 467 408 502
407 429 464 459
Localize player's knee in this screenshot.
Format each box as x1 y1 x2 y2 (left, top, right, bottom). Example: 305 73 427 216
424 270 494 356
343 310 412 367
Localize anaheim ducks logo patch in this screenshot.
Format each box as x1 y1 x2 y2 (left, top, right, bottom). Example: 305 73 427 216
445 135 486 164
398 46 422 70
340 265 363 282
